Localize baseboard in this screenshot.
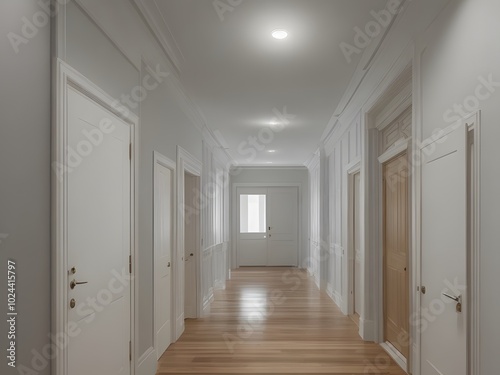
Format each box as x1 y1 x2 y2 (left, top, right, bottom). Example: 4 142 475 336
136 346 157 375
359 318 375 341
175 314 185 341
381 342 408 373
202 294 213 316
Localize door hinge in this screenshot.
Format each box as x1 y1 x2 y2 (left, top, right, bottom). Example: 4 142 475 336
129 255 132 274
129 143 132 160
129 341 132 361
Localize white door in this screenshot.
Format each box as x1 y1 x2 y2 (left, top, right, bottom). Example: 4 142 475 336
420 124 468 375
67 87 131 375
237 187 299 267
154 161 174 359
353 173 362 316
237 188 268 266
267 187 299 266
184 173 199 319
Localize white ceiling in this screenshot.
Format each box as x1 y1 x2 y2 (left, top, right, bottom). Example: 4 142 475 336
144 0 389 166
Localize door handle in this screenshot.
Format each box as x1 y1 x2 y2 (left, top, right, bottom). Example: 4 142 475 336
442 292 462 303
70 280 88 290
167 262 171 268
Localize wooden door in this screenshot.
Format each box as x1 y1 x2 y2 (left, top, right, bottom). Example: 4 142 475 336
383 153 409 359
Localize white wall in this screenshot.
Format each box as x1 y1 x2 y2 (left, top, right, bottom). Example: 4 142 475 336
230 167 310 268
417 0 500 372
308 156 321 286
325 114 363 312
310 0 499 373
55 1 230 371
0 2 51 374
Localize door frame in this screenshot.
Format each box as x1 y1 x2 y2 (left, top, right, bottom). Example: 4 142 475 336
176 146 202 329
52 60 139 375
153 151 176 359
346 161 361 319
379 148 410 371
362 66 413 372
414 112 481 375
232 183 303 268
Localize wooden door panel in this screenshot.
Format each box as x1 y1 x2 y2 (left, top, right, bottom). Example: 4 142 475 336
384 153 409 359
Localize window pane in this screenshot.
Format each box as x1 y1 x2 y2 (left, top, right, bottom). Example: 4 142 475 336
240 195 266 233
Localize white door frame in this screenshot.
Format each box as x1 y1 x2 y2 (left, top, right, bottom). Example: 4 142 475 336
153 151 176 359
362 66 413 372
346 160 361 318
232 183 303 268
176 146 202 331
52 60 139 375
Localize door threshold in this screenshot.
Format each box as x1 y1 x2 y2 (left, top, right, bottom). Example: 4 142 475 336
380 341 408 373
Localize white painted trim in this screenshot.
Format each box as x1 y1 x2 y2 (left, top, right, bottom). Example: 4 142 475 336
359 318 375 342
363 66 413 364
133 0 184 72
153 151 176 360
232 165 308 170
52 59 139 375
467 112 481 375
346 163 361 318
381 342 408 373
411 38 424 375
176 146 203 331
346 159 361 175
378 139 410 164
136 347 157 375
232 183 303 269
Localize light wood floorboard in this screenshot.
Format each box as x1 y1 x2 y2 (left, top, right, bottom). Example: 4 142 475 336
157 267 406 374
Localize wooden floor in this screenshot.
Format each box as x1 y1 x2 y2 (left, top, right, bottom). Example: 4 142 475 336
158 268 406 374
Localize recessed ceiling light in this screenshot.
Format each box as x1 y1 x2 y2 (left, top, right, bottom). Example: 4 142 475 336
268 150 276 153
272 29 288 40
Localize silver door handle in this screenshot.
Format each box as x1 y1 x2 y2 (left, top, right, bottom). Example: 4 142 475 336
442 293 461 303
70 280 88 289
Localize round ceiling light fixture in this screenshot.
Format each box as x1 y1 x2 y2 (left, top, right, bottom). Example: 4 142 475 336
272 29 288 40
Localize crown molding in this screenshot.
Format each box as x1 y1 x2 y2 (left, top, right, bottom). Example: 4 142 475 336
134 0 184 73
321 0 411 144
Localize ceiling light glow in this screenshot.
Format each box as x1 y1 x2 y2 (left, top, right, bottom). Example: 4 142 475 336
272 29 288 40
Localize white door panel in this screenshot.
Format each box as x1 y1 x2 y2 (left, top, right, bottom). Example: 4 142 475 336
354 173 362 315
420 124 467 375
237 187 298 267
268 188 298 266
67 87 131 375
184 174 199 319
154 162 174 359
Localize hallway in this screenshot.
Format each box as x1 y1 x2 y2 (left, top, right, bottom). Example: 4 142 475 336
158 268 406 374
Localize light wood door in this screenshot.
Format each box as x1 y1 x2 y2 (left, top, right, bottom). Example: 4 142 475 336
383 153 409 359
420 124 467 375
154 161 174 359
67 87 131 375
